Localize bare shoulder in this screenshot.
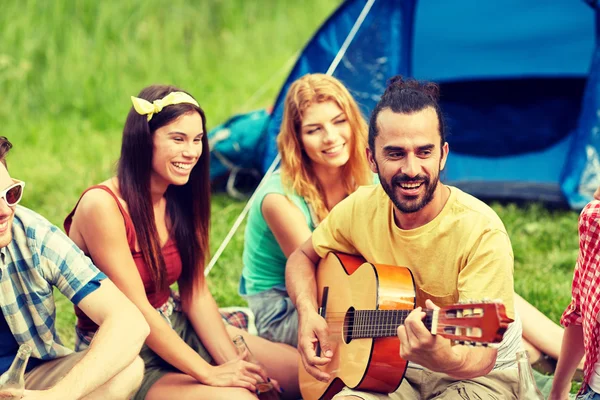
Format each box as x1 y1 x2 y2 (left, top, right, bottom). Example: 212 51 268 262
262 192 297 214
76 178 127 221
261 192 307 223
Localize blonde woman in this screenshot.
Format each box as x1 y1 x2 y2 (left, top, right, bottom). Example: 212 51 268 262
239 74 374 347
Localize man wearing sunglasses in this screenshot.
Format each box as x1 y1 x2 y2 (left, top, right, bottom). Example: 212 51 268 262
0 136 150 399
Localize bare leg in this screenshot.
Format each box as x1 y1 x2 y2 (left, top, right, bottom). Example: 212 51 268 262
517 294 563 360
522 337 542 364
516 293 583 369
82 356 145 400
226 324 301 400
145 373 257 400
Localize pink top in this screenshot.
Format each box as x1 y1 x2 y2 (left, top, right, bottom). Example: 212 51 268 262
65 185 182 332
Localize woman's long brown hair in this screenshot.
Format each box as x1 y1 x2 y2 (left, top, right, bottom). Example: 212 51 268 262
118 85 210 304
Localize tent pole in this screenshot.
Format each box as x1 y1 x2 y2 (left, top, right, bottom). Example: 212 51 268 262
205 153 281 276
206 0 377 277
326 0 377 75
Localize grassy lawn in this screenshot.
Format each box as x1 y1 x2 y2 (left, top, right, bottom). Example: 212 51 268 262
2 1 581 386
3 0 343 342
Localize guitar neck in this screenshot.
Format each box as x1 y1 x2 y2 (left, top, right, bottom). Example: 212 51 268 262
349 309 437 339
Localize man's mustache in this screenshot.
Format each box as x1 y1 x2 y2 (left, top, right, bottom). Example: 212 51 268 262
391 174 429 185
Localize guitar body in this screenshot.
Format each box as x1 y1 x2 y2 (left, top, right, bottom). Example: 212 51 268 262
299 252 418 400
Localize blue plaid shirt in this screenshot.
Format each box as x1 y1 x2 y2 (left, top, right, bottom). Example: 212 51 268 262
0 206 106 360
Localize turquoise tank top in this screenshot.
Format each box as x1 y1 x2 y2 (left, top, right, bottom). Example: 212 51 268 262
240 171 314 295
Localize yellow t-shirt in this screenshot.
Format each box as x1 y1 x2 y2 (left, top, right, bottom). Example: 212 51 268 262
312 184 515 319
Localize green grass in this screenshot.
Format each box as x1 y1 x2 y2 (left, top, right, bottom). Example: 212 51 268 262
2 0 342 344
1 4 583 393
498 203 580 322
3 0 342 225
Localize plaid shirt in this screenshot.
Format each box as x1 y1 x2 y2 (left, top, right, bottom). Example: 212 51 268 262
562 200 600 388
0 206 105 361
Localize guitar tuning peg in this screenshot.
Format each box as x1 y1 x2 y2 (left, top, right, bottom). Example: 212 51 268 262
481 297 490 303
482 343 489 347
493 298 503 303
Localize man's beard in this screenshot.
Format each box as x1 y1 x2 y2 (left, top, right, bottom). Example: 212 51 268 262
379 170 440 214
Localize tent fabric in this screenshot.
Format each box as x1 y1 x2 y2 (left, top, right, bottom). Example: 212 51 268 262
562 37 600 209
259 0 599 208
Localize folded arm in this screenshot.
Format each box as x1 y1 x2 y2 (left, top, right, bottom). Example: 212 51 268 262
42 279 149 400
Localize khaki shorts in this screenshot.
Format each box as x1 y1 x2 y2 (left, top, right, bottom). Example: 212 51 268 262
24 350 87 390
133 311 213 400
334 365 519 399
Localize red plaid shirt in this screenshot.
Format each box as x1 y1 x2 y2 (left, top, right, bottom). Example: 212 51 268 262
562 200 600 387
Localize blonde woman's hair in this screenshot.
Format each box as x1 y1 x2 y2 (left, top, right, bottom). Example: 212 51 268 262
277 74 372 222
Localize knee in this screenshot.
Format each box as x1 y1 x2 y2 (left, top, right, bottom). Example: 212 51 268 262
104 356 145 398
226 388 258 400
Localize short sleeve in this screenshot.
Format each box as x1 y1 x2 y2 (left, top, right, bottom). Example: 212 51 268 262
36 225 107 303
561 250 583 327
312 194 359 258
561 201 600 327
457 229 516 319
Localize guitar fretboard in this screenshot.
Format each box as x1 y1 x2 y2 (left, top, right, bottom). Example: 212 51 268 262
350 309 435 339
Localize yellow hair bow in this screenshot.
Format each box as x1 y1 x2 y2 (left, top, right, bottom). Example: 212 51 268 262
130 91 199 121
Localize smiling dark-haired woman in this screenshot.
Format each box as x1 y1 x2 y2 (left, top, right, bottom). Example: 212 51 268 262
64 85 299 400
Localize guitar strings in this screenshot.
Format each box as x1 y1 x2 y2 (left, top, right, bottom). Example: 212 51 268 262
317 310 432 323
317 311 417 314
320 318 436 328
321 318 434 324
321 321 485 342
322 320 418 326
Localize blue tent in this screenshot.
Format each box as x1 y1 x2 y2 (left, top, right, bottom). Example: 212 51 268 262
258 0 600 208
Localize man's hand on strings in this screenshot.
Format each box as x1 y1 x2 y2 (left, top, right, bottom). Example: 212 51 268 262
397 299 456 371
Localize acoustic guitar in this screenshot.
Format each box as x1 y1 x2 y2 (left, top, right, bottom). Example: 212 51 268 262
299 252 512 400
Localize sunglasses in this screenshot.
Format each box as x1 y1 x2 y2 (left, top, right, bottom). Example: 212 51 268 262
1 180 25 207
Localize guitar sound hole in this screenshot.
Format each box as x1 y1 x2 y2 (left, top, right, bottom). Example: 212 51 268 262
343 307 355 344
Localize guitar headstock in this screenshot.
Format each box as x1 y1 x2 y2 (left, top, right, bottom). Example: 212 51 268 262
432 301 512 346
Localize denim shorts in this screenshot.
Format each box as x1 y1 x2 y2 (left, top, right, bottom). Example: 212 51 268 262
578 387 600 399
245 287 298 347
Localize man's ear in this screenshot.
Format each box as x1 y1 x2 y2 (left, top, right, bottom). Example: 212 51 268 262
440 142 449 171
366 147 378 173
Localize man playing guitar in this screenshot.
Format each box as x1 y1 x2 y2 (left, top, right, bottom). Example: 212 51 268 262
285 76 523 399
